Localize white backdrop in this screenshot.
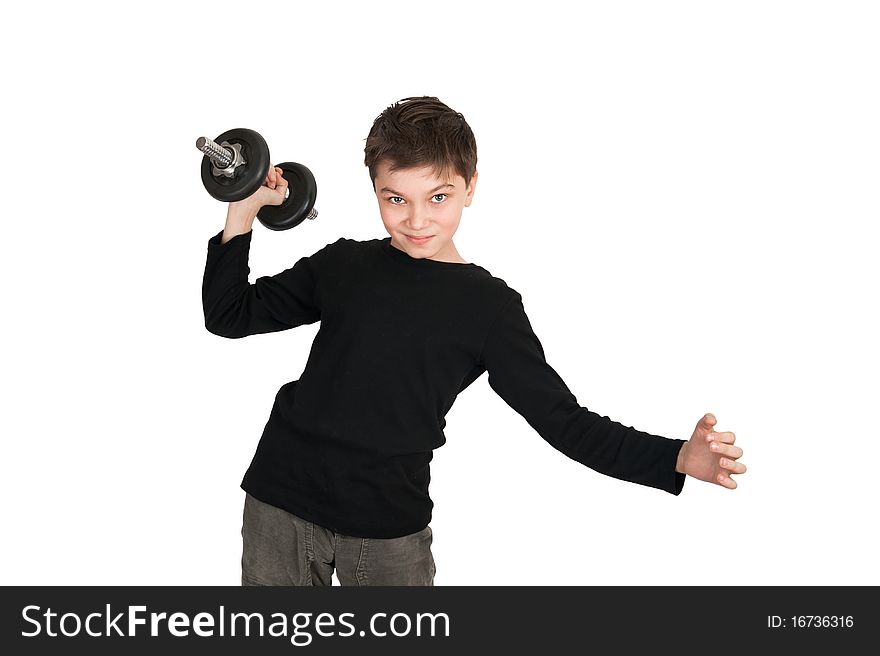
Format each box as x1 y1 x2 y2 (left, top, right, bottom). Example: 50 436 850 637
2 0 877 586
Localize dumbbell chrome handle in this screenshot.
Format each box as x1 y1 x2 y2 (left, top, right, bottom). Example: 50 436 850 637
196 136 234 168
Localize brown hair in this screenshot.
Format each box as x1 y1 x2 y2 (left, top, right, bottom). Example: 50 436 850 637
364 96 478 192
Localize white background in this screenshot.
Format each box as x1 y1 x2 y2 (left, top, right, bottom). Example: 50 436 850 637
2 0 877 586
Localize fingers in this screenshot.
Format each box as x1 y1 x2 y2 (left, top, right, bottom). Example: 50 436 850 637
264 165 281 189
274 167 289 200
719 457 747 474
709 441 744 459
700 419 744 489
716 446 746 489
707 430 736 444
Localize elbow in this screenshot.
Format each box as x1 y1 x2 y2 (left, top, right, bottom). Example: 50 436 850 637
203 294 250 339
203 297 241 338
204 314 243 339
205 324 246 339
204 320 229 338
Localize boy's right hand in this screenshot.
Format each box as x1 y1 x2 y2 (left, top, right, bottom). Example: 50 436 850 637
228 164 290 215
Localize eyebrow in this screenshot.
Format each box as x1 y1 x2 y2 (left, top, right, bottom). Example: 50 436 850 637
379 183 456 196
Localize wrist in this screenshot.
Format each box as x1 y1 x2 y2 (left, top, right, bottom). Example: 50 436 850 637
222 206 257 244
675 441 689 474
226 202 258 226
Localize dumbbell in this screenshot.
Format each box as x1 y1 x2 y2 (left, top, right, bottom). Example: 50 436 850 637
195 128 318 231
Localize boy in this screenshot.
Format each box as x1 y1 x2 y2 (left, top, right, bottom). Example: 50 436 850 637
202 96 747 586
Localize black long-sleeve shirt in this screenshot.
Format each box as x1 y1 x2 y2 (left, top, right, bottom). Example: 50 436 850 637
202 229 686 538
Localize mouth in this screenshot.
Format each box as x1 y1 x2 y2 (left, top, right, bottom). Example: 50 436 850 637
405 234 434 244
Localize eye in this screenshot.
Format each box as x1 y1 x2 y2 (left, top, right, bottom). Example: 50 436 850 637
386 194 448 205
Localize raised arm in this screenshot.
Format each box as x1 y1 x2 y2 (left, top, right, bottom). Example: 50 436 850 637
479 291 687 495
202 228 321 339
201 166 330 338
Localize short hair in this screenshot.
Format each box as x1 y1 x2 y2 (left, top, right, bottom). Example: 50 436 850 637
364 96 478 192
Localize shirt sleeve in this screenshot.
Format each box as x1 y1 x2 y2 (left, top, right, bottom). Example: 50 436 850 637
202 229 323 338
479 291 686 495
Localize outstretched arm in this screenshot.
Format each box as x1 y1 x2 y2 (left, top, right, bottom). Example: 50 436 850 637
480 291 688 495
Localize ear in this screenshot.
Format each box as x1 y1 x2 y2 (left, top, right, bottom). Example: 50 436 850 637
465 170 478 205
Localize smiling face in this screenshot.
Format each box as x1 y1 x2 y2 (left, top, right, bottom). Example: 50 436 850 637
373 159 478 263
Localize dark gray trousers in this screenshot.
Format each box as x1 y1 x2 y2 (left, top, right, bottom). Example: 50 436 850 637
241 492 436 586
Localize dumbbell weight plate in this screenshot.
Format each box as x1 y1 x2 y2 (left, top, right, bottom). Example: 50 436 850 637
200 128 271 203
257 161 318 231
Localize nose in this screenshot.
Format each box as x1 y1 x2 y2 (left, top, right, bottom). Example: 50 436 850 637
407 205 431 230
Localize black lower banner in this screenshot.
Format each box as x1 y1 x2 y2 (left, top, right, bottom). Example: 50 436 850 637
1 586 873 654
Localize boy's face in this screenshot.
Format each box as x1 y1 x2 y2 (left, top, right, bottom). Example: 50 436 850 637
374 159 477 263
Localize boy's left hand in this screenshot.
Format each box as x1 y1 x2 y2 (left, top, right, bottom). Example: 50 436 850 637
675 413 747 489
